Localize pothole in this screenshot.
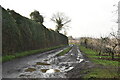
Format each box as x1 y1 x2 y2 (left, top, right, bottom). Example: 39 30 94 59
19 74 30 77
40 69 60 73
24 68 36 72
36 62 50 65
41 69 49 73
44 59 48 61
54 69 60 72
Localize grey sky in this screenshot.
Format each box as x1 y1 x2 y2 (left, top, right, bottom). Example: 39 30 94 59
1 0 119 38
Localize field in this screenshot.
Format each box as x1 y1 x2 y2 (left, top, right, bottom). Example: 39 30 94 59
80 46 119 78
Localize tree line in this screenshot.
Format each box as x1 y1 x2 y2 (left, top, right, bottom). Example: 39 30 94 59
80 32 120 60
29 10 71 33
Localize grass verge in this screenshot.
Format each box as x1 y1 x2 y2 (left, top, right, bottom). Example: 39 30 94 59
80 46 119 67
56 47 72 56
83 68 119 78
2 45 66 62
79 45 119 78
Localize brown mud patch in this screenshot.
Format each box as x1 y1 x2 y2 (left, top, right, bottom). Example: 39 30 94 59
24 68 36 72
36 62 50 65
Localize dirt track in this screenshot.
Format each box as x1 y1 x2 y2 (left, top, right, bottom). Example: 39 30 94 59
2 45 95 79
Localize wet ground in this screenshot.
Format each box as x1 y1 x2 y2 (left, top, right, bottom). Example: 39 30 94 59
2 45 95 78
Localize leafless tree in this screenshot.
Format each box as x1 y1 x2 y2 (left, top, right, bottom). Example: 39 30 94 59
51 12 71 33
97 37 109 56
110 31 120 46
109 31 120 59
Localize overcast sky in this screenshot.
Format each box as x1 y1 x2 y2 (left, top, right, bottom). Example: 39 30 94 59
1 0 119 38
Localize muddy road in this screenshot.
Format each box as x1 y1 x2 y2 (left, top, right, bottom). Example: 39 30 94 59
2 45 94 78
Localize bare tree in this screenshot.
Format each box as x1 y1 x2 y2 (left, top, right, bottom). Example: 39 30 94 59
109 31 120 59
98 37 109 56
51 12 71 33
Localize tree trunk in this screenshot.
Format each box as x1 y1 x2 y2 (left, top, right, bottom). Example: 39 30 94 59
111 47 116 60
109 53 111 56
99 50 101 56
111 52 114 60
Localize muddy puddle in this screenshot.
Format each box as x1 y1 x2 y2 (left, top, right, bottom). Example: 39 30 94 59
19 74 31 77
41 69 60 73
35 62 50 65
18 47 84 78
44 59 48 61
24 68 36 72
40 69 49 73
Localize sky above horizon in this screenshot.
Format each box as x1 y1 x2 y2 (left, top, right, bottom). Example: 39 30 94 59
1 0 119 38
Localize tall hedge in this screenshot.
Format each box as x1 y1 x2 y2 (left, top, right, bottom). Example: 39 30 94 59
2 7 68 56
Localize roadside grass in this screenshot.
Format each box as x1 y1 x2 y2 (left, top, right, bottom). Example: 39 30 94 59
56 47 72 56
80 46 119 66
2 45 66 62
84 68 119 78
79 45 119 78
92 59 118 66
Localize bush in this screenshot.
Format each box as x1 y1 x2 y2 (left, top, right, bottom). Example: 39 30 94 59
2 7 68 56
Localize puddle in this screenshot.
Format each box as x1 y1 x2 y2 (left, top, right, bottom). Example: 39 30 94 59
44 59 48 61
24 68 36 72
41 69 49 73
79 59 84 63
54 69 60 72
19 74 30 77
64 67 74 72
36 62 50 65
41 69 60 73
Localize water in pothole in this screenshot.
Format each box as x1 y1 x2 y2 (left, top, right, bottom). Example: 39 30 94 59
35 62 51 65
24 67 36 72
41 69 60 73
44 59 48 61
18 50 80 78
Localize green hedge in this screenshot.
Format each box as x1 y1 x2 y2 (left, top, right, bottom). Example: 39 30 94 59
2 7 68 56
1 45 65 62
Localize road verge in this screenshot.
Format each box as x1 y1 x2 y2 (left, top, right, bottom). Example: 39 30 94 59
1 45 67 62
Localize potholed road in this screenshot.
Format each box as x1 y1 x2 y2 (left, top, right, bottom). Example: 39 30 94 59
2 45 94 78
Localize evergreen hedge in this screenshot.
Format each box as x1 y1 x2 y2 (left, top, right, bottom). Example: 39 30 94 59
2 7 68 56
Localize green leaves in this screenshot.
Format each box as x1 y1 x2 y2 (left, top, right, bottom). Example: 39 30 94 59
30 10 44 24
2 7 68 57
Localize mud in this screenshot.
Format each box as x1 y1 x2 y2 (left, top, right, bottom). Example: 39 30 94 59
2 45 95 78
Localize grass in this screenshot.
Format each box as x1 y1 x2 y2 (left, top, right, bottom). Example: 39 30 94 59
84 68 119 78
80 46 119 67
79 45 120 78
92 59 119 66
89 55 119 58
2 45 66 62
56 47 72 56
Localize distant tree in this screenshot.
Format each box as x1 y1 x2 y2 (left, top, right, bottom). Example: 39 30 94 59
30 10 44 24
110 31 120 59
84 38 88 48
68 36 74 40
51 12 71 33
98 37 109 56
